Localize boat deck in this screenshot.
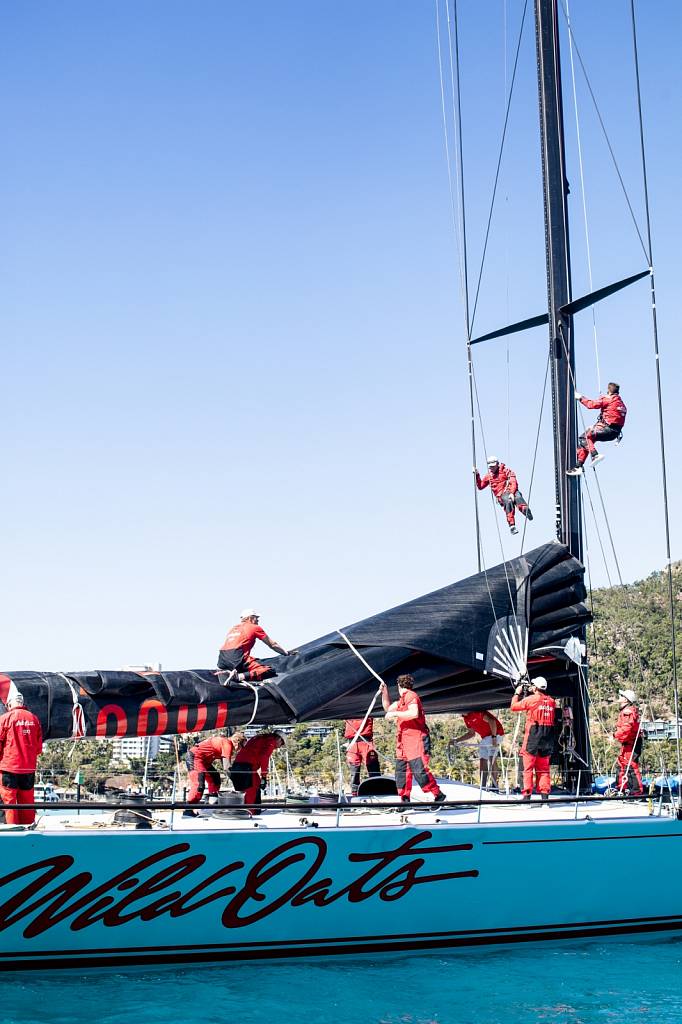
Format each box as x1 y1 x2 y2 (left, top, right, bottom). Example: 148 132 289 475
26 781 663 834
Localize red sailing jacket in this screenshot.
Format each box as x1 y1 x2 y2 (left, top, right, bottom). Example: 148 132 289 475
191 735 236 765
462 711 505 739
580 393 627 428
395 689 429 761
220 621 268 655
344 718 374 740
511 692 556 754
233 734 280 775
0 707 43 773
476 463 518 498
614 705 641 747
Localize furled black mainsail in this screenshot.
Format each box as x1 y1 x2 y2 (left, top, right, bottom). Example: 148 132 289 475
1 542 589 740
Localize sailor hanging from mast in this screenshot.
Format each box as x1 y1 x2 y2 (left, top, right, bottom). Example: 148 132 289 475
567 382 627 476
474 457 533 536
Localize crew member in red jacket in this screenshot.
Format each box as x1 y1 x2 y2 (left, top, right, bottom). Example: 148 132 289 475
567 382 627 475
510 677 556 802
217 609 297 685
614 689 644 796
345 718 381 795
0 692 43 825
229 731 285 812
455 710 505 788
381 675 446 804
184 731 246 814
475 457 533 536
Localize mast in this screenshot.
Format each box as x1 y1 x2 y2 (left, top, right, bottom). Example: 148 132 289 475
534 0 581 559
534 0 589 780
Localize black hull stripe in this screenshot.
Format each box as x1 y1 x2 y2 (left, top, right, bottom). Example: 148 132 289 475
2 915 682 970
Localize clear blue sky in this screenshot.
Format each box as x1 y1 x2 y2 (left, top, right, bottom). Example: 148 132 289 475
0 1 679 670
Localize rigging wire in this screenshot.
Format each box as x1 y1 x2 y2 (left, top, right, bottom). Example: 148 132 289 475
469 0 529 335
520 351 551 553
564 0 601 393
629 0 681 790
557 0 648 264
435 0 482 570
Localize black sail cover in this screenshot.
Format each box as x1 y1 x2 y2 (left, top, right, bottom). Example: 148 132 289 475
0 542 590 741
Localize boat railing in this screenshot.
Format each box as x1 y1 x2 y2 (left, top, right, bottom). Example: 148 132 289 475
1 791 678 826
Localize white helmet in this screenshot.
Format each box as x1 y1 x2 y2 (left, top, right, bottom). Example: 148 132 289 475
619 688 637 704
240 608 260 619
486 456 499 465
532 677 548 691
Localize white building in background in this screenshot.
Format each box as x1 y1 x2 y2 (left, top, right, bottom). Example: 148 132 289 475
112 736 173 763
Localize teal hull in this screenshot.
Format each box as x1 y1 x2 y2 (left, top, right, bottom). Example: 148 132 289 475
0 813 680 970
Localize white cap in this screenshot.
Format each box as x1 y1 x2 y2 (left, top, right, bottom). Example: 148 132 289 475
240 608 260 619
8 692 24 707
487 456 499 465
532 677 548 691
619 688 637 704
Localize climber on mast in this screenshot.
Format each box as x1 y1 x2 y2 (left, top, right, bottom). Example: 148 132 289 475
566 382 627 476
474 457 533 536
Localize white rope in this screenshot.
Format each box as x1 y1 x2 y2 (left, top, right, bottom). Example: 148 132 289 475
58 673 86 745
335 629 384 747
239 681 260 728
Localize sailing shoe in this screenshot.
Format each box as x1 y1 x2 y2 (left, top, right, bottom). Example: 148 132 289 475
434 792 447 805
400 796 411 804
566 467 583 477
591 452 605 464
182 809 199 818
510 525 519 535
521 794 531 802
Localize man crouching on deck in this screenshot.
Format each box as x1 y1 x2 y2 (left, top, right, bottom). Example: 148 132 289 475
381 675 446 805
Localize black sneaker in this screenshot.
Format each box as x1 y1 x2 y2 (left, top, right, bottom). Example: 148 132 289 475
182 809 199 818
510 525 519 535
521 794 531 802
434 792 447 804
566 467 583 477
400 796 411 804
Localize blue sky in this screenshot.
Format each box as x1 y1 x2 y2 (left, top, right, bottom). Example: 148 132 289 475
0 1 679 670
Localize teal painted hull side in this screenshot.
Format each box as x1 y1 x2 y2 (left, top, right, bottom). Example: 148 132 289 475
0 815 680 970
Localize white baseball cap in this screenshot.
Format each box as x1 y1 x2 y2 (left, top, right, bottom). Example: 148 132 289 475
240 608 260 619
532 677 548 691
619 688 637 704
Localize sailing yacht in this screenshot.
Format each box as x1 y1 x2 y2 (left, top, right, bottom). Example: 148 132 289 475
0 0 680 971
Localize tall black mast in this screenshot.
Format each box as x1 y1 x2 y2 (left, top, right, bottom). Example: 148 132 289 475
535 0 589 779
534 0 582 560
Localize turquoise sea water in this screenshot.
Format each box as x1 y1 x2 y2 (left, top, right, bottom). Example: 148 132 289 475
4 939 682 1024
